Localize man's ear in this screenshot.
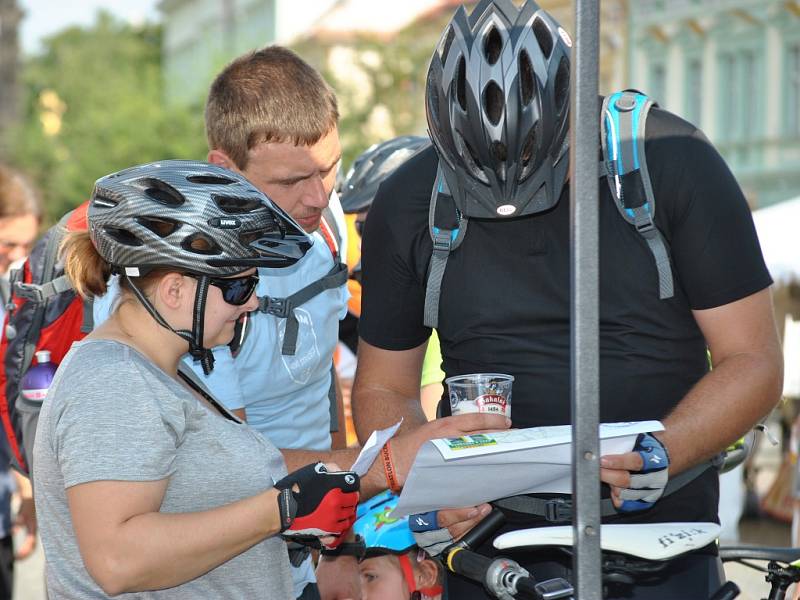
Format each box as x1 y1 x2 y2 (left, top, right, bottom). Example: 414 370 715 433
207 149 238 172
415 556 441 591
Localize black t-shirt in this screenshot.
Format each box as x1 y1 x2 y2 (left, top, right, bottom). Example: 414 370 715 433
359 106 771 524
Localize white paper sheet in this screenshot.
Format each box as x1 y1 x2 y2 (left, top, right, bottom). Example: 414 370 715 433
349 419 402 477
391 421 662 517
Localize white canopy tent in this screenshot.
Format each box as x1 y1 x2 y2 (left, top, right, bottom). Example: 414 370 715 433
752 196 800 284
753 197 800 398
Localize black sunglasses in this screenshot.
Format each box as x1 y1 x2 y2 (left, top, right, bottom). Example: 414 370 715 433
186 273 259 306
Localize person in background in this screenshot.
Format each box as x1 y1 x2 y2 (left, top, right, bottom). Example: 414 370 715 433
35 160 359 599
0 164 42 598
337 136 444 420
352 490 442 600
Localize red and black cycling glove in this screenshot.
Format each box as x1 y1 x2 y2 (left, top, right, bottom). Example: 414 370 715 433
274 462 360 549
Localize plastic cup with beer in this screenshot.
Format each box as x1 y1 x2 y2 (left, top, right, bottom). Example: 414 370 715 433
445 373 513 418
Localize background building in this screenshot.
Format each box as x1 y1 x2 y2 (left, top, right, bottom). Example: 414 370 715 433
629 0 800 207
159 0 338 105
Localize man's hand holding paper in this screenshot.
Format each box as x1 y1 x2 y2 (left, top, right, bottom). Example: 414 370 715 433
392 421 664 518
389 413 511 488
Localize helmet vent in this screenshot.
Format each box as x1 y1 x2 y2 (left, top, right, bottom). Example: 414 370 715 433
439 25 456 63
532 17 554 59
182 233 222 255
483 26 503 65
186 174 237 185
92 194 118 209
136 178 185 207
492 141 508 182
136 216 181 238
455 131 489 185
520 50 535 105
519 128 537 182
554 56 570 118
455 57 467 112
103 226 143 247
212 194 266 215
483 81 504 126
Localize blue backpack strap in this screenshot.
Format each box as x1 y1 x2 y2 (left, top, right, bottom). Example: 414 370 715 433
423 166 468 329
600 90 674 300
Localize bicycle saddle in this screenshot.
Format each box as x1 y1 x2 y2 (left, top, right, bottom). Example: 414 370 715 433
493 522 721 561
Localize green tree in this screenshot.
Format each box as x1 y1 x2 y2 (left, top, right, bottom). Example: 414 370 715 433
9 11 208 222
292 11 454 171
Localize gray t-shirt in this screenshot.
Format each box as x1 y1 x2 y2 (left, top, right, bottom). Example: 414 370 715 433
33 340 294 599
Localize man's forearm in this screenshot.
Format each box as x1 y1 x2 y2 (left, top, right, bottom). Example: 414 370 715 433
661 349 782 475
351 383 428 443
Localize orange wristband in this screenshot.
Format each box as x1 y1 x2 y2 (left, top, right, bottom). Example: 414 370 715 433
380 441 402 494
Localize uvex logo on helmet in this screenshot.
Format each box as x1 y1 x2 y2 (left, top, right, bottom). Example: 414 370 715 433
208 217 241 229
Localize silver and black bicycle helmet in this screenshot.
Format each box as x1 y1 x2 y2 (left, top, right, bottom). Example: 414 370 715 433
426 0 571 218
88 159 313 373
89 159 311 275
339 136 431 214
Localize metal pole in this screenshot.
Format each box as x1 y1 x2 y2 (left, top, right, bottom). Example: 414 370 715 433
570 0 601 598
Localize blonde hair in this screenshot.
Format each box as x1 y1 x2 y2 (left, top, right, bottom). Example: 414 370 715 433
205 45 339 169
0 164 43 222
61 231 113 299
60 231 168 301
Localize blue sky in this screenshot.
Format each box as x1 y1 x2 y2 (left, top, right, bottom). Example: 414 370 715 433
20 0 161 54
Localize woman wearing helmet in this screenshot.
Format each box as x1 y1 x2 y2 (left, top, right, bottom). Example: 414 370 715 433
33 160 360 599
353 490 443 600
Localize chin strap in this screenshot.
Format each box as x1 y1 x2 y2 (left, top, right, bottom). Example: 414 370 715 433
189 276 214 374
123 272 215 374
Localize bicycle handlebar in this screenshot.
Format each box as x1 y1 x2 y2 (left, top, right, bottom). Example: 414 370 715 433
447 547 493 586
457 508 506 550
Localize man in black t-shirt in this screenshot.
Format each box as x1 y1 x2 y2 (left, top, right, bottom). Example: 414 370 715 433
351 1 783 598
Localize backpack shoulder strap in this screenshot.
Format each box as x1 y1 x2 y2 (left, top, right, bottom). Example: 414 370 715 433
256 261 348 356
11 209 75 426
423 166 468 329
12 210 76 306
0 277 10 310
320 207 343 261
600 90 674 300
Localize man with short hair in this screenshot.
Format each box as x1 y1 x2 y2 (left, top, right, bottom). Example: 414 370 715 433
204 46 348 458
352 1 784 597
201 46 350 600
200 46 508 600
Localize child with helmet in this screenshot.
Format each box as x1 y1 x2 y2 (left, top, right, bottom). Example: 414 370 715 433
352 490 443 600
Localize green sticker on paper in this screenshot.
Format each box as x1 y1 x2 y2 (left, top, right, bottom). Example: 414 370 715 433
445 434 497 451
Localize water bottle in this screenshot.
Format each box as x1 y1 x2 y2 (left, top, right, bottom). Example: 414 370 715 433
20 350 58 402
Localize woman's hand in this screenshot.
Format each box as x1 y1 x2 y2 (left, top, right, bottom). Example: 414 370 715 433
274 462 360 549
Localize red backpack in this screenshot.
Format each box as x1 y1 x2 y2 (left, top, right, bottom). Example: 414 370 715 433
0 201 91 475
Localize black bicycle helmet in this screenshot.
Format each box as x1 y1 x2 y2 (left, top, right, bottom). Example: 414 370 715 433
339 136 431 214
426 0 571 219
88 159 313 373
